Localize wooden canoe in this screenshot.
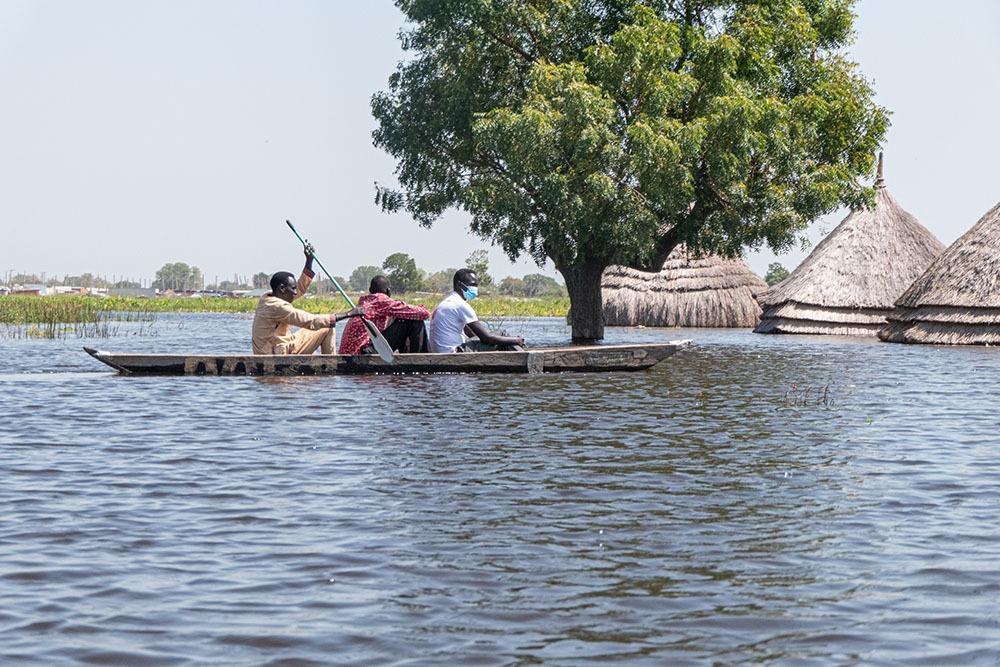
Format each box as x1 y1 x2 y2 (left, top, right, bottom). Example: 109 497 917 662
83 342 690 376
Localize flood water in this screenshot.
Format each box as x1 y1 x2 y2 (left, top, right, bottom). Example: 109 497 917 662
1 314 998 665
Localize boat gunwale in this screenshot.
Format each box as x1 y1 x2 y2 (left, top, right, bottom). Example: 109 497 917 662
84 342 691 376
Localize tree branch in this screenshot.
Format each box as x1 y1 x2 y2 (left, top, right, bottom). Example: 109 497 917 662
482 27 536 64
628 225 681 272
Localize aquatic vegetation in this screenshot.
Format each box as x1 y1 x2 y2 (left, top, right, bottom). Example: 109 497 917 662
1 294 570 318
0 296 156 339
0 294 567 339
781 383 835 407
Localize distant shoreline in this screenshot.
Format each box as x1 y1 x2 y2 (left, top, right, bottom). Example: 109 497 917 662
0 294 570 320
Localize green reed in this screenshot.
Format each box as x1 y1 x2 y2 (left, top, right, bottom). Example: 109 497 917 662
2 294 571 318
0 296 157 339
0 293 567 339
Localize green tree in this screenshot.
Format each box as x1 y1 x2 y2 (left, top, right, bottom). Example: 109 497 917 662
252 272 270 289
523 273 567 297
423 268 458 293
464 249 493 287
498 276 526 296
348 265 383 292
381 253 422 293
61 273 110 288
373 0 887 340
153 262 203 291
764 262 790 286
307 277 346 295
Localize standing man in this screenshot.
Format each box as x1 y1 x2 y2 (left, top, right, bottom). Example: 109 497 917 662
339 275 431 355
428 268 525 353
252 246 362 355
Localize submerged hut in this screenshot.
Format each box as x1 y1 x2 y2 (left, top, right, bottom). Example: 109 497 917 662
602 245 767 328
880 202 1000 345
755 154 944 336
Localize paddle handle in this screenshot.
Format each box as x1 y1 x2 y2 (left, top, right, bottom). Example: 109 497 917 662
285 220 356 309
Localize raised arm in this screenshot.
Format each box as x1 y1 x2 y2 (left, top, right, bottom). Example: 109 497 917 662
294 244 316 299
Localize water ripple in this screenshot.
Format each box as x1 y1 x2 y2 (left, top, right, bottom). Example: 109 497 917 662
0 316 998 664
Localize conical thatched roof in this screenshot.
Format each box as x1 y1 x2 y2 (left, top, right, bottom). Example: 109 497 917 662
880 201 1000 344
602 245 766 328
755 155 945 336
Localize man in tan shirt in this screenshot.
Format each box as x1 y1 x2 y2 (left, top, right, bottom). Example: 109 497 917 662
251 249 362 355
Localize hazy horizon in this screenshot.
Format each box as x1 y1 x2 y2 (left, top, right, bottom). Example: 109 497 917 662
2 0 998 284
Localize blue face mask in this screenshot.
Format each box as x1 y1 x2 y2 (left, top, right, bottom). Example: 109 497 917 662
461 284 478 301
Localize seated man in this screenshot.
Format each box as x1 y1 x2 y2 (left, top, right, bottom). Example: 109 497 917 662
251 247 361 355
428 268 524 353
339 275 431 355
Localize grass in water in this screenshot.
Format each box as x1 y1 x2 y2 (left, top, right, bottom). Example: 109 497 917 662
2 294 570 317
0 296 156 339
0 294 567 339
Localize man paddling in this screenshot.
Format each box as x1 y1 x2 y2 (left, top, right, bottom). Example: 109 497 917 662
251 246 362 355
428 268 524 353
339 275 430 355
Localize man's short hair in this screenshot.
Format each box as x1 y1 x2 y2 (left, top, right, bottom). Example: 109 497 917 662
453 268 475 290
369 275 391 294
270 271 296 292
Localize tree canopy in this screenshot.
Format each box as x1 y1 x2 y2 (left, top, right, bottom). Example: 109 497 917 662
373 0 887 339
252 272 271 289
153 262 203 291
764 261 790 285
382 252 423 293
348 265 383 292
464 249 493 286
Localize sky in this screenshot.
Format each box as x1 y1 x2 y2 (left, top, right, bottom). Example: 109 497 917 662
1 0 999 285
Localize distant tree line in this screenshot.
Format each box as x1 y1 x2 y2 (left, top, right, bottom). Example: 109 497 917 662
306 250 567 297
2 272 151 289
339 250 566 297
5 254 567 298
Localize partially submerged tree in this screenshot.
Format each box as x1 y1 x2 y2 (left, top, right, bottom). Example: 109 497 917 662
373 0 887 339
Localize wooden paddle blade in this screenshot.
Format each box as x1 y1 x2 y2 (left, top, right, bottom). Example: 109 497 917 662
363 319 395 363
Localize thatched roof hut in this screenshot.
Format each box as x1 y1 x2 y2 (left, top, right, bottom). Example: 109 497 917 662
602 245 767 327
880 201 1000 345
755 155 945 336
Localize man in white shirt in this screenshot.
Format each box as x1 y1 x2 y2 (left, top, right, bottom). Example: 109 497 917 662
428 268 525 353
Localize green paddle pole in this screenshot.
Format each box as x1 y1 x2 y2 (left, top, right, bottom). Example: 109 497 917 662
285 220 394 362
286 220 356 308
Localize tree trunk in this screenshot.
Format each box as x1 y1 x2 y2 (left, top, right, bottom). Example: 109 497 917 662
561 259 607 342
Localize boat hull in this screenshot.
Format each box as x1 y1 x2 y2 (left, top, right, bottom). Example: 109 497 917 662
83 342 689 376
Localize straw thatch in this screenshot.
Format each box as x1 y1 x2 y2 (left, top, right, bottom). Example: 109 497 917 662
602 245 767 327
755 155 945 336
879 201 1000 345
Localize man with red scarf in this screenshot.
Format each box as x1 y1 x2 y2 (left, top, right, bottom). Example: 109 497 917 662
338 275 430 355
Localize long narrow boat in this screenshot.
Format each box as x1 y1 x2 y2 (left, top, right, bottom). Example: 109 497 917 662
83 342 690 376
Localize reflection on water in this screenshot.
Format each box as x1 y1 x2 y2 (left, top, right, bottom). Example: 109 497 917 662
0 314 998 665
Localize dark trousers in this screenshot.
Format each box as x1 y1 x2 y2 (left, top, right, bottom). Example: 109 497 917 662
372 318 427 353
